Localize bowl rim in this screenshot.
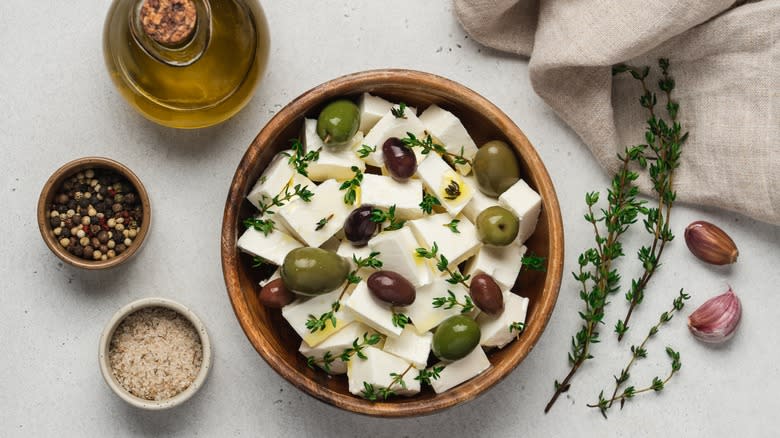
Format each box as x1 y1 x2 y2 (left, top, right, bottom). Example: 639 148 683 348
36 156 152 270
221 68 564 417
98 297 212 410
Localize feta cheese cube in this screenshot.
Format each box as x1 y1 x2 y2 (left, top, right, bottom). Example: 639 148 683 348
408 213 482 269
430 346 491 393
382 325 433 368
299 322 376 375
477 291 529 349
498 179 542 243
401 280 473 334
347 346 420 397
246 153 313 210
276 179 355 248
337 239 374 269
461 175 500 223
360 174 423 220
358 93 417 132
416 153 474 216
282 289 354 347
237 227 302 266
369 227 432 287
418 104 478 175
259 268 281 288
343 281 402 337
361 109 427 167
303 119 366 182
465 242 527 291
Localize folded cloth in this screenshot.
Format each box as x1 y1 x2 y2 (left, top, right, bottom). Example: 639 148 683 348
454 0 779 225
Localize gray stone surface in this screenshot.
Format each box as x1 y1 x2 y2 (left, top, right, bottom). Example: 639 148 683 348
1 1 777 437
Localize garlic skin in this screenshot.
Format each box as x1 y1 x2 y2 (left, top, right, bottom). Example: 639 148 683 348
688 288 741 343
684 221 739 265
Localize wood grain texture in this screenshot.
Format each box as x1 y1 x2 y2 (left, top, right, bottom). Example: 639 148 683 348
37 157 151 270
220 70 564 417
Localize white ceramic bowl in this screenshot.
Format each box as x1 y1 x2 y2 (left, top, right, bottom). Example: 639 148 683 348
98 297 212 410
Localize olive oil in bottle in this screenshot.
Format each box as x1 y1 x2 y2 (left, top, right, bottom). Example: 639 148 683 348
103 0 270 129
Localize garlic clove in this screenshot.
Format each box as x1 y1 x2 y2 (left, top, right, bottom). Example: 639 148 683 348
688 288 741 344
684 221 739 265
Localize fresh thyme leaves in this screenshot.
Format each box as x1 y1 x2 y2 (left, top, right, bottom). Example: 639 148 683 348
370 205 406 231
305 301 341 333
445 219 461 233
432 290 475 314
444 180 461 200
416 242 471 288
357 144 376 158
251 256 268 268
420 193 441 214
243 217 276 236
402 132 472 166
244 183 315 236
613 59 687 341
307 351 335 373
521 253 546 272
306 332 382 372
392 312 410 328
361 363 415 401
591 290 690 418
339 166 363 205
391 102 407 119
415 366 444 386
509 321 526 336
315 214 334 231
282 138 320 177
346 252 383 285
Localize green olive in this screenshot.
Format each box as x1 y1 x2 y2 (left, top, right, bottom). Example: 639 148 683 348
476 206 519 246
280 247 350 296
316 99 360 147
473 140 521 197
432 315 481 361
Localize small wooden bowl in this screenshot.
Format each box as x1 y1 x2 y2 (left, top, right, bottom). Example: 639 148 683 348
221 70 564 416
37 157 152 270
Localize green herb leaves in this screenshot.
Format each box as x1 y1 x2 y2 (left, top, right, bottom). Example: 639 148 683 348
357 144 376 158
340 166 363 205
416 242 471 288
521 253 546 272
282 139 320 177
391 102 407 119
391 312 410 328
419 193 441 214
315 214 334 231
306 332 381 373
402 132 472 166
432 290 475 314
370 205 406 231
444 219 460 234
305 301 341 333
244 183 315 236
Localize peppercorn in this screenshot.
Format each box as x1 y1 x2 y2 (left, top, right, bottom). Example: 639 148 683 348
49 217 61 227
116 244 126 253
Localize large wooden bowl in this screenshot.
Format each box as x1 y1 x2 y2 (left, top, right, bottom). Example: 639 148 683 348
221 70 564 416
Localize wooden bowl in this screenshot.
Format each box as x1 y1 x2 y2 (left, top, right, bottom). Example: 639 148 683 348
221 70 564 416
37 157 151 270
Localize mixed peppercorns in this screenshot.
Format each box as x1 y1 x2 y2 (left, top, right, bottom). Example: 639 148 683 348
48 168 143 261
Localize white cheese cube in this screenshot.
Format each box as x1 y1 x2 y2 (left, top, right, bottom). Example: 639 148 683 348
418 104 478 175
461 175 500 222
299 322 376 375
416 154 474 216
465 242 527 291
343 281 402 337
237 227 302 267
408 213 482 269
347 346 420 397
361 110 427 167
246 153 294 210
282 289 354 347
401 280 472 334
337 239 374 269
360 174 423 220
359 93 417 133
477 292 529 349
430 346 491 394
276 179 355 248
498 179 542 244
369 227 432 287
382 325 432 368
259 268 281 288
303 119 366 182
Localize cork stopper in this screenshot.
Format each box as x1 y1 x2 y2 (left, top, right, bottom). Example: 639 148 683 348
140 0 197 47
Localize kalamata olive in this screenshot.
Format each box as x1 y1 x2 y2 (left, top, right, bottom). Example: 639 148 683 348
316 100 360 147
469 273 504 315
432 315 481 361
382 137 417 181
476 206 519 246
258 278 294 308
281 247 351 296
344 205 378 246
473 140 521 197
367 270 416 306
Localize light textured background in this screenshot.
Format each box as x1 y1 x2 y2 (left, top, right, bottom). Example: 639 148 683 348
1 1 778 437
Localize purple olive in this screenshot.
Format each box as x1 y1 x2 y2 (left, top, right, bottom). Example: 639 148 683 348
382 137 417 181
258 278 294 308
469 273 504 315
367 270 416 306
344 205 378 246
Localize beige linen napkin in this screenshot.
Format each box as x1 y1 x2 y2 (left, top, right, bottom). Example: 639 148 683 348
455 0 779 224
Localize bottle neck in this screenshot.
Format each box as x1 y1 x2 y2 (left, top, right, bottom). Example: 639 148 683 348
130 0 212 67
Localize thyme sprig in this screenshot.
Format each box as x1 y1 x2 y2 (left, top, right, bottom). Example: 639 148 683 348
432 290 475 314
391 102 408 119
370 205 406 231
251 256 268 268
521 253 546 272
339 166 363 205
361 363 416 401
346 252 383 284
592 289 689 417
306 332 382 372
244 183 315 236
305 301 341 333
392 312 410 328
357 144 376 158
613 59 687 340
415 366 444 386
415 242 471 288
420 193 441 214
509 321 526 338
282 138 320 177
402 132 472 167
315 214 334 231
445 219 460 233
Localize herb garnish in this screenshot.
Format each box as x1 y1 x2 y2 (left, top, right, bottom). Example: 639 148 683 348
391 102 407 119
391 312 410 328
415 242 471 288
415 366 444 386
305 301 341 333
339 166 363 205
361 363 415 401
402 132 472 166
443 180 461 200
357 144 376 158
370 205 406 231
282 139 320 177
509 321 525 337
315 214 334 231
521 253 546 272
346 251 384 285
243 217 276 236
445 219 460 233
244 183 315 235
306 332 382 372
419 193 441 214
432 290 475 314
251 256 268 268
